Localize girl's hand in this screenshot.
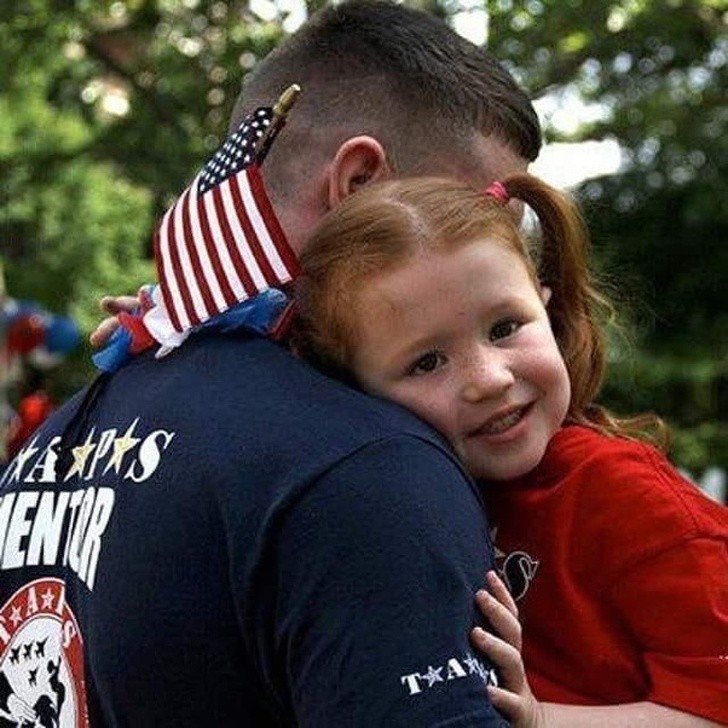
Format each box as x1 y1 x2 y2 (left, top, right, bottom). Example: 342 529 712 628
471 571 546 728
89 290 146 348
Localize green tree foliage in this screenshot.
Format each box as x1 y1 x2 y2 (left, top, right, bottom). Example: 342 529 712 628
1 0 725 471
1 0 284 390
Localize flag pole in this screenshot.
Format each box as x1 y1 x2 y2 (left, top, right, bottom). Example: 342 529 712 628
255 84 302 164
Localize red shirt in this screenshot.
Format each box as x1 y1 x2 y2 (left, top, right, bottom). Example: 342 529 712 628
483 425 728 724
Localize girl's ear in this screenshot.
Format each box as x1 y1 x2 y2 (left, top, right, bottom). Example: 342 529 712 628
540 285 553 306
327 136 392 208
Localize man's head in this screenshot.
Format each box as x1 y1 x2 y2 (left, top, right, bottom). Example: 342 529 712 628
232 0 541 252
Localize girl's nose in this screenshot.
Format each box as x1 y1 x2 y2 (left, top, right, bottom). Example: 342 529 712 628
461 348 515 403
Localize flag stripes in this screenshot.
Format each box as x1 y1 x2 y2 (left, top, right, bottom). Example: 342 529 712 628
155 207 186 333
248 166 299 277
173 187 209 326
187 180 228 314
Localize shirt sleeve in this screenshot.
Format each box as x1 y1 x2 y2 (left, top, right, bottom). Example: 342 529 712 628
270 436 509 727
609 535 728 724
595 443 728 724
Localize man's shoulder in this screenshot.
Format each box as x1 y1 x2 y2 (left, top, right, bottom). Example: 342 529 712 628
159 335 444 442
547 426 727 554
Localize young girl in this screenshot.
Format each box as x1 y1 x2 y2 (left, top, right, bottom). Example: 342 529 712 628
292 174 728 726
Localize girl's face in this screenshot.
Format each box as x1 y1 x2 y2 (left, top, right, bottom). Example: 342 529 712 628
350 239 571 481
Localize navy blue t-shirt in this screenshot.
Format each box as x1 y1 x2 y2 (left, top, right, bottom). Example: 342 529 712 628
0 333 508 726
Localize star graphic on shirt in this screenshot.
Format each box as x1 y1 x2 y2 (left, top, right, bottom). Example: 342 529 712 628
421 665 444 688
103 418 141 475
64 429 97 480
463 655 483 676
9 606 23 627
40 588 55 610
5 437 40 483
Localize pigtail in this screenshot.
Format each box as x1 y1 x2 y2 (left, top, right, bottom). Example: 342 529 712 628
502 176 606 415
502 175 668 449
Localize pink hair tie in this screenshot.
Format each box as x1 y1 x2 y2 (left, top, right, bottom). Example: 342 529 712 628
484 181 509 203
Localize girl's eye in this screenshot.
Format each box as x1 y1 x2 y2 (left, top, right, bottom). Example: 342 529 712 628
489 319 521 341
407 351 446 376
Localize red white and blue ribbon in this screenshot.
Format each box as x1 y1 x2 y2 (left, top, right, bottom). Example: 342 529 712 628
93 101 300 371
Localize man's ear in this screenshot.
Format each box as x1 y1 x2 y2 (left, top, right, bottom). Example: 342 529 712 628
327 136 392 208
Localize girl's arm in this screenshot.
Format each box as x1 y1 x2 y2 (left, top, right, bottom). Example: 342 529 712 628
477 572 721 728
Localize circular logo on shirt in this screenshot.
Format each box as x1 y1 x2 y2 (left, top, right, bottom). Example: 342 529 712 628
0 578 88 727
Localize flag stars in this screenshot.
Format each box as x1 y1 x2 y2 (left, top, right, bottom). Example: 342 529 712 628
190 105 273 193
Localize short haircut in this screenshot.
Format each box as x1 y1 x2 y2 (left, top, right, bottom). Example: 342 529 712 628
232 0 541 201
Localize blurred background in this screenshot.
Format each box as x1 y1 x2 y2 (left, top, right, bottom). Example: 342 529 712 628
0 0 726 491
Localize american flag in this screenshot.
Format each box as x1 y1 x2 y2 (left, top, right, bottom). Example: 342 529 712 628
154 107 300 334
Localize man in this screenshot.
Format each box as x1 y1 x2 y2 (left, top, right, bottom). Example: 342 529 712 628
0 2 538 724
